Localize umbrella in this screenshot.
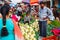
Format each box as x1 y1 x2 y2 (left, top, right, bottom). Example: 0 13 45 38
22 0 30 4
30 0 38 4
30 3 39 5
30 0 39 5
22 0 40 5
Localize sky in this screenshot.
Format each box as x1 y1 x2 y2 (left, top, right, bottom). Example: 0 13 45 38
11 0 22 3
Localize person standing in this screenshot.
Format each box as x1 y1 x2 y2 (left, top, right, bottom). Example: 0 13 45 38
0 1 24 40
52 6 60 20
0 2 14 40
38 2 54 38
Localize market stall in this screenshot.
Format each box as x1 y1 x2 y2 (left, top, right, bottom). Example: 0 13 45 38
10 0 60 40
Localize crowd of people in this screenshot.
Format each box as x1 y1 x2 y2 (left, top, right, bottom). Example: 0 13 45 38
9 3 60 24
0 0 60 40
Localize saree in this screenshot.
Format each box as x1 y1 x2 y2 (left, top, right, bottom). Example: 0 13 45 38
12 19 24 40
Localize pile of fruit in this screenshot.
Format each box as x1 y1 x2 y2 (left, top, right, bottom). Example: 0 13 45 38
19 19 39 40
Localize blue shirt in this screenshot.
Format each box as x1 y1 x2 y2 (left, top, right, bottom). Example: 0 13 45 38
38 6 55 21
0 18 14 40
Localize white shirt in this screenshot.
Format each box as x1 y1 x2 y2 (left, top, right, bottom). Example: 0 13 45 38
24 16 30 22
17 7 22 12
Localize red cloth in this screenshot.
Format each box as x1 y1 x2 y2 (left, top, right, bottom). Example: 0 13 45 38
12 14 18 22
51 28 60 36
12 19 24 40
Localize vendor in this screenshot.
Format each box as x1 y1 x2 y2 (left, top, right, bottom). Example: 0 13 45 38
38 1 55 38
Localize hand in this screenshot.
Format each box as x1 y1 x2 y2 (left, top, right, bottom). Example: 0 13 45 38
43 18 48 20
43 16 48 20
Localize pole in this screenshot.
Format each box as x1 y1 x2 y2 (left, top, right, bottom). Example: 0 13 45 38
50 0 53 8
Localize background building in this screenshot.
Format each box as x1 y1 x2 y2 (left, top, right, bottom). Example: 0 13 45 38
40 0 60 8
51 0 60 8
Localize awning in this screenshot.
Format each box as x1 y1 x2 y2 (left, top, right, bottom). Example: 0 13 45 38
22 0 30 3
22 0 50 5
30 0 39 5
30 3 39 5
30 0 38 4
